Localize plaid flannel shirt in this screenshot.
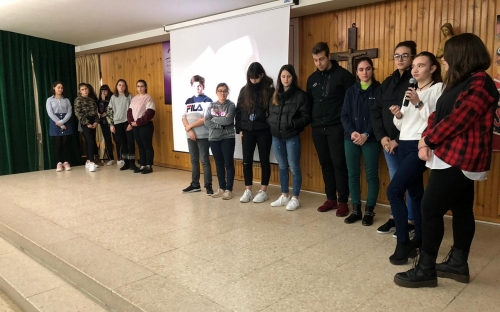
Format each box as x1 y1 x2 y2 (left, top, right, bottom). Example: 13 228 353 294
423 72 499 172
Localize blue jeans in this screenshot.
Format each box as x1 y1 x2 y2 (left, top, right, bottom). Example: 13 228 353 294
383 149 414 221
386 140 427 243
272 135 302 197
210 138 235 191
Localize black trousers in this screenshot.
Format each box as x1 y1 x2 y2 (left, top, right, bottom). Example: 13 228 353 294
132 121 154 166
241 129 272 186
421 167 475 257
81 125 96 162
100 122 114 160
114 122 135 161
53 135 70 164
312 124 349 202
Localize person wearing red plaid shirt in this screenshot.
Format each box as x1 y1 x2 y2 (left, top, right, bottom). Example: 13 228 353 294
394 33 500 288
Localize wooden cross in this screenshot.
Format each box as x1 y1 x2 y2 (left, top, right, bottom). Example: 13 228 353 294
330 23 379 75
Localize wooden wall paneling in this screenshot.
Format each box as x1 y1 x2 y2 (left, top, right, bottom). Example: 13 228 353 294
100 0 499 223
298 0 500 221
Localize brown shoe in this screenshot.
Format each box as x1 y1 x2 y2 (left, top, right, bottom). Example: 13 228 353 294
317 199 338 212
336 202 349 217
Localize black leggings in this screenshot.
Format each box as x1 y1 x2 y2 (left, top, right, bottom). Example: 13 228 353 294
53 135 70 163
421 167 475 257
241 129 272 186
132 122 154 166
101 123 114 160
81 125 96 162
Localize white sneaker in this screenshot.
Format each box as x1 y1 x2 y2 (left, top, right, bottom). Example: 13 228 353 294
253 190 269 203
85 160 91 168
117 160 125 166
106 160 114 166
240 189 253 203
222 190 234 200
270 195 290 207
286 198 300 211
88 162 96 172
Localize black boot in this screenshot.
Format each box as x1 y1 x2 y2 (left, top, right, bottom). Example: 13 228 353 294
389 242 418 265
436 247 470 283
344 204 362 224
394 250 437 288
362 205 375 226
411 236 422 249
119 159 130 171
130 159 140 172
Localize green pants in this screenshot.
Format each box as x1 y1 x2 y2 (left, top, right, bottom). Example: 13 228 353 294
344 140 380 206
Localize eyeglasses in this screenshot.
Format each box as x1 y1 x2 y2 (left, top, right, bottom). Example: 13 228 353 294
394 53 412 61
217 90 228 94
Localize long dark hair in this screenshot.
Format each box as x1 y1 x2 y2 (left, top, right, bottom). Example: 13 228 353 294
86 83 98 103
355 57 378 83
99 85 113 101
51 81 64 96
443 33 491 91
240 62 273 113
272 64 299 106
114 79 130 97
414 51 442 83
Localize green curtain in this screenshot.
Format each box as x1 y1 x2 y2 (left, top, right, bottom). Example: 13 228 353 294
0 31 37 175
30 37 81 168
0 30 81 175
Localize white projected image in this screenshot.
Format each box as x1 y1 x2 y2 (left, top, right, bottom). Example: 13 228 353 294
170 6 290 162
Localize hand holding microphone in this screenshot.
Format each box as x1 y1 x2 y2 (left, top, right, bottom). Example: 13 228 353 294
403 78 418 107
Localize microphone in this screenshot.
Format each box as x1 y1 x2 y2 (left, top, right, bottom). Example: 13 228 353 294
403 78 418 107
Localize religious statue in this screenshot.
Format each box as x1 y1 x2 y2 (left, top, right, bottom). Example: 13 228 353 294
436 23 455 79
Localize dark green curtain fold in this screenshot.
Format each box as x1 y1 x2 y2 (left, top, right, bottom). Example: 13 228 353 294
31 37 80 169
0 31 37 175
0 30 80 175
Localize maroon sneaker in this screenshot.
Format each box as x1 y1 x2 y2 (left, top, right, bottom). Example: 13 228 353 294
317 199 338 212
336 202 349 217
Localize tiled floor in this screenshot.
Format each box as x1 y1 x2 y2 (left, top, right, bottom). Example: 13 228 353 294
1 165 500 311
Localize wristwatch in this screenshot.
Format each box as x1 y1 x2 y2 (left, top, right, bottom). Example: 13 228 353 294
415 101 424 108
364 132 369 137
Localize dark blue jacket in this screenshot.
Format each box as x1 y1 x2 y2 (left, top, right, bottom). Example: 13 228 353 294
341 81 380 142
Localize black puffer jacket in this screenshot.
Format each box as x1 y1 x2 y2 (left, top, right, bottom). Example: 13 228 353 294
235 80 274 133
267 85 311 139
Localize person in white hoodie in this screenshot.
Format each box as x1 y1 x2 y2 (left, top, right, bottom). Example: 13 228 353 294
386 52 443 265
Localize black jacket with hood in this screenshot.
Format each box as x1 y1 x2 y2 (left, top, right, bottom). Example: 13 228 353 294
306 60 356 128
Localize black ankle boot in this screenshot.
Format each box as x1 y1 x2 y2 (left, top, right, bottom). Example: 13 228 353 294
130 160 139 171
411 236 422 249
394 250 437 288
436 247 470 283
119 159 130 171
389 242 418 265
362 205 375 226
344 204 362 224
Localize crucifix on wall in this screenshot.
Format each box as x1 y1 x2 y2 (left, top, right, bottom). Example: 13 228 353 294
330 23 378 75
